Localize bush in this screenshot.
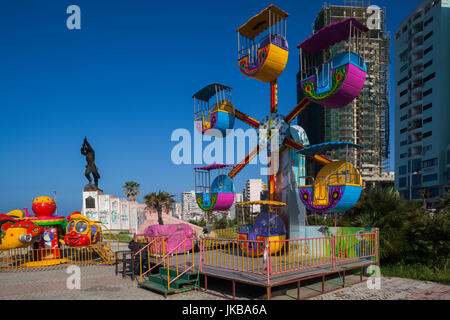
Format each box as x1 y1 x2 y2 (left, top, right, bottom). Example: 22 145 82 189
381 262 450 284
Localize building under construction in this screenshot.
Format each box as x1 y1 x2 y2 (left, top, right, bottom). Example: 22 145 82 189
297 1 392 188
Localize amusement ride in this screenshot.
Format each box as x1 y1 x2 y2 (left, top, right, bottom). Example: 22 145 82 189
193 5 369 252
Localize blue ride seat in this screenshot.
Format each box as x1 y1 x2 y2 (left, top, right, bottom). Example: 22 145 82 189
310 51 367 95
260 34 288 50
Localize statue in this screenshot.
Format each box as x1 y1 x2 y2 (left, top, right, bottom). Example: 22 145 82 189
81 137 101 191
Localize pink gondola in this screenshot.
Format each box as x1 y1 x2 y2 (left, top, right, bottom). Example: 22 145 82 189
297 17 369 109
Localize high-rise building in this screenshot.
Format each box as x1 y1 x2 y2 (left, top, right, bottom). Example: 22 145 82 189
229 193 243 220
394 0 450 206
181 190 202 220
243 179 267 212
298 1 391 186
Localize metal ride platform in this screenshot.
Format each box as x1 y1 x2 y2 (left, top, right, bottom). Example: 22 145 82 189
132 231 378 300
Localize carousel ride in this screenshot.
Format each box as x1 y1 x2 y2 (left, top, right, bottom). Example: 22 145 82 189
192 5 368 254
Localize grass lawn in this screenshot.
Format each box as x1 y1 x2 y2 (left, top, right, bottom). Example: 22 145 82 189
381 263 450 284
103 232 133 243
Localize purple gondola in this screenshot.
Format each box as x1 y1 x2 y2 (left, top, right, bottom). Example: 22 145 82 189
297 17 369 109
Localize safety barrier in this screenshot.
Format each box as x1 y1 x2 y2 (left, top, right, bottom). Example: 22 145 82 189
208 228 238 239
136 237 197 291
334 232 377 263
0 244 112 270
269 237 333 275
199 231 377 277
201 237 265 275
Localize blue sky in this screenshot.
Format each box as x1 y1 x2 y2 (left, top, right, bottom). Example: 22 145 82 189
0 0 421 215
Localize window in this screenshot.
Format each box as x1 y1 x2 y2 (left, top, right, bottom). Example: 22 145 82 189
423 117 432 124
75 221 88 233
400 64 408 73
400 153 407 159
397 76 408 86
423 145 432 153
424 60 433 68
429 187 439 197
400 127 407 134
400 140 408 146
423 88 432 96
412 158 422 172
424 31 433 41
400 89 408 97
423 158 438 169
423 102 432 110
423 131 432 138
399 166 407 175
423 72 435 83
423 174 438 182
412 174 422 186
424 45 433 55
399 177 407 188
400 114 408 121
424 16 433 27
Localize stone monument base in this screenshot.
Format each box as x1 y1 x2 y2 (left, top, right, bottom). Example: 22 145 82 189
83 183 103 192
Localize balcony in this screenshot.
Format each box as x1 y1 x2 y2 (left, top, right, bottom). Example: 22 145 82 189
408 137 423 146
408 119 423 132
408 146 423 158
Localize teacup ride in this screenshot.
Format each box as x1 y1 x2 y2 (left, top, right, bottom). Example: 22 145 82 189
236 201 287 256
21 196 69 267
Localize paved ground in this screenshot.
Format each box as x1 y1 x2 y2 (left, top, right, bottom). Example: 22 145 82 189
1 264 449 300
0 265 220 300
309 276 450 300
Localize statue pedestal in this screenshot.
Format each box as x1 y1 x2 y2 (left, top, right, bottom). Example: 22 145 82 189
82 189 104 222
83 184 103 193
81 189 141 233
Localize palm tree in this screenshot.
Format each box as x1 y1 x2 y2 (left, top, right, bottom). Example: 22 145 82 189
143 190 175 225
122 181 141 202
419 188 427 209
342 187 426 263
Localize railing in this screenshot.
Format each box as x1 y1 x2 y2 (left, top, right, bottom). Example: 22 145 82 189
0 245 111 270
334 232 377 263
208 228 237 239
269 237 333 275
202 237 266 275
137 238 197 291
99 224 120 254
201 231 377 282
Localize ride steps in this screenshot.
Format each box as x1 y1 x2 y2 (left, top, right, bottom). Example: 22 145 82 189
92 243 116 265
139 267 199 297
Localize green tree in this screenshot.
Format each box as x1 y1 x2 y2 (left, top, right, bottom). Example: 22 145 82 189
122 181 141 202
342 187 426 264
143 190 175 225
435 190 450 213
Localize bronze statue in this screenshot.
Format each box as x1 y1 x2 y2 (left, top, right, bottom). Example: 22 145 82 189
81 137 101 191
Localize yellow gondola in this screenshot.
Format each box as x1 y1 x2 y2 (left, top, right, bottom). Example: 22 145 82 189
237 5 289 83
